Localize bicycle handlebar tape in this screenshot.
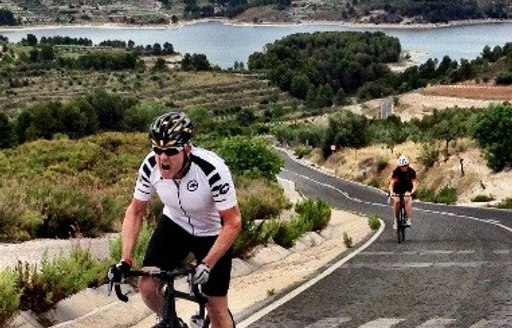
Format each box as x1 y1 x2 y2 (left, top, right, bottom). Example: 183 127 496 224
115 283 129 302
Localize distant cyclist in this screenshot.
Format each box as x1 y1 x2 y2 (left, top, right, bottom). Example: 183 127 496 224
389 155 419 229
109 111 241 328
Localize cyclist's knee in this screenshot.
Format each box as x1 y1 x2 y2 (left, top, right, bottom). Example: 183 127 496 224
138 276 160 296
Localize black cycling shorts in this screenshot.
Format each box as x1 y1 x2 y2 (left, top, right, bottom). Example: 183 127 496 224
143 215 233 297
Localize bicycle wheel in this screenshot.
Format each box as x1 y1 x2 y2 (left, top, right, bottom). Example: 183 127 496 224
397 207 406 244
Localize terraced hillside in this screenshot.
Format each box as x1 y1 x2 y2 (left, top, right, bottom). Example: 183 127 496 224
0 60 294 116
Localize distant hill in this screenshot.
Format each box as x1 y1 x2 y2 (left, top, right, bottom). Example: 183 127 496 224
1 0 511 26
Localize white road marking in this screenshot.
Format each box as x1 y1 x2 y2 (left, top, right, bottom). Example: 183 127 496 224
417 318 456 327
358 318 404 327
237 219 386 328
305 317 351 327
282 168 512 235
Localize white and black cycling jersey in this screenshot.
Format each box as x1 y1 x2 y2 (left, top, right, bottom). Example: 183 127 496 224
133 146 238 236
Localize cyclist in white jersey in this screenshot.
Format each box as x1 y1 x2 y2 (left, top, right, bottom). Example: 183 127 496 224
110 111 241 328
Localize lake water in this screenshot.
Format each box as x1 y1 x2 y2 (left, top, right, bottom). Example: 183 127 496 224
1 21 512 69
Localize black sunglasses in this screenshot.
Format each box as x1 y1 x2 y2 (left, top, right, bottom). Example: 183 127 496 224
152 147 182 156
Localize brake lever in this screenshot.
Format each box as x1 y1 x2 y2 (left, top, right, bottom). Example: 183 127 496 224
107 266 129 302
115 283 129 302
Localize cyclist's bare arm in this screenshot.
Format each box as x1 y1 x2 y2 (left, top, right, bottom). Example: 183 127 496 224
202 204 242 269
411 178 419 195
389 178 397 196
121 198 148 263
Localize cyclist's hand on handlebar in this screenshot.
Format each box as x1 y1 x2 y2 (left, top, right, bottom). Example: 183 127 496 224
192 262 210 285
108 259 132 283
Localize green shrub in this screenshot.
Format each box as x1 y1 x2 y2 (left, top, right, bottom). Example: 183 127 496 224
29 183 107 238
238 180 289 223
496 198 512 209
214 136 283 180
417 186 457 204
368 214 381 230
416 187 436 202
435 186 457 204
419 142 440 168
273 218 304 249
367 177 381 189
233 217 278 258
343 232 353 248
235 177 291 255
295 198 331 232
376 157 388 172
0 269 20 327
0 184 40 241
470 194 495 202
16 249 109 315
294 145 311 159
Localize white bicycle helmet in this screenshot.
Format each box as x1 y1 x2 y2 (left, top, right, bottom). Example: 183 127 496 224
397 155 409 166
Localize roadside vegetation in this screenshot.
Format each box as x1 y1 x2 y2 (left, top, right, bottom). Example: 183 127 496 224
274 102 512 205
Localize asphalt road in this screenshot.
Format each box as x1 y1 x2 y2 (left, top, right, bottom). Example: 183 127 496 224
244 151 512 328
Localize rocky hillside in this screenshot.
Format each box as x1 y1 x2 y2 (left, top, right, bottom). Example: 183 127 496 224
1 0 511 26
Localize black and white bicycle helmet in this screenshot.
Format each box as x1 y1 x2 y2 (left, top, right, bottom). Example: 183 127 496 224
149 111 193 148
397 155 409 166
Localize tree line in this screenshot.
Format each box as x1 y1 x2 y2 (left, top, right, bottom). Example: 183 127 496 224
348 0 510 23
1 33 210 76
18 34 176 56
161 0 291 19
249 31 512 108
272 103 512 172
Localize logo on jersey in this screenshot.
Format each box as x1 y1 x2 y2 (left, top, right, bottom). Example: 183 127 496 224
187 180 199 192
219 183 230 195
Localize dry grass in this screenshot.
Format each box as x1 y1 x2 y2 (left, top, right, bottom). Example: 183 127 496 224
422 85 512 100
310 138 512 205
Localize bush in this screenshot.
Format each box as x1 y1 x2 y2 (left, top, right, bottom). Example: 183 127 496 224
376 157 388 172
30 183 107 238
368 214 381 230
273 217 305 249
496 198 512 209
294 145 311 159
416 187 436 202
367 177 381 189
417 186 457 204
343 232 353 248
419 142 440 168
471 103 512 171
16 249 109 315
470 194 495 202
295 198 331 232
237 178 290 223
0 184 40 241
0 269 19 327
214 136 283 180
233 217 278 258
435 186 457 204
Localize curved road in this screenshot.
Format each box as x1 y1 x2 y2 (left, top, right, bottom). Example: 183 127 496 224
243 151 512 328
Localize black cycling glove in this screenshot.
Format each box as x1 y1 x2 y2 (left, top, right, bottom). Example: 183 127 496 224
108 259 132 283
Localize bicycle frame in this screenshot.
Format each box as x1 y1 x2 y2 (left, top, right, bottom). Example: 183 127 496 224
108 267 208 328
395 194 408 244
